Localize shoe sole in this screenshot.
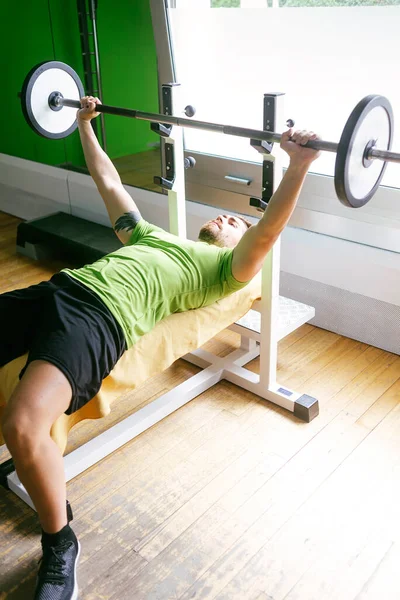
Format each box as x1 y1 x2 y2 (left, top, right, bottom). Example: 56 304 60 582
71 540 81 600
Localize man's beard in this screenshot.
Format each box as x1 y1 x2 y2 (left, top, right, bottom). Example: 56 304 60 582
198 222 222 245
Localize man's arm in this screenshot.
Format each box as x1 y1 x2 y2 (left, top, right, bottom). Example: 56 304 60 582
77 96 141 245
231 129 321 282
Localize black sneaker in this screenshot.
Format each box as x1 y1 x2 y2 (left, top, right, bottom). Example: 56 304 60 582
34 537 81 600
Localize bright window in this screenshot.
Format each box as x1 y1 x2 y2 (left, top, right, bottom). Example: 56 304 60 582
167 1 400 190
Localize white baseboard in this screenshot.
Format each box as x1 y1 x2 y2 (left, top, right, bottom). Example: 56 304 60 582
281 227 400 307
0 182 70 221
0 154 71 217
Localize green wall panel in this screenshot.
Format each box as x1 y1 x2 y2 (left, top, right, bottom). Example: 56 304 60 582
1 2 82 166
97 0 160 158
2 1 159 167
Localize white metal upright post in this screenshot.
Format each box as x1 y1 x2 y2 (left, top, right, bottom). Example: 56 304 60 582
259 94 285 390
160 83 187 239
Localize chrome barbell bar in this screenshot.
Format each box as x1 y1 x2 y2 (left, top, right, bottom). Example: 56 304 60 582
57 96 400 164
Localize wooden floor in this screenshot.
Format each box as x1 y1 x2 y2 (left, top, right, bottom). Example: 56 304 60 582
1 211 400 599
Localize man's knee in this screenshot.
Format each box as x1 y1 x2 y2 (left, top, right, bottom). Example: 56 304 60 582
2 413 32 453
2 411 41 457
2 360 72 454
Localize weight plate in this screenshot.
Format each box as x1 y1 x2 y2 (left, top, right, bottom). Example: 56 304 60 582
335 95 393 208
20 61 84 139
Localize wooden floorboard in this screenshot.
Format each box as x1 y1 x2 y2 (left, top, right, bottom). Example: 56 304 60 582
0 211 399 600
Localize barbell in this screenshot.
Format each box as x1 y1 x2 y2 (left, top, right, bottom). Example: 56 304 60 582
19 60 400 209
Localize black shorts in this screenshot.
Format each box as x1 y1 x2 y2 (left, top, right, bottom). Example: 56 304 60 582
0 273 127 415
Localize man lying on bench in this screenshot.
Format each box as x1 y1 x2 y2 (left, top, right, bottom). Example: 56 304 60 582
0 96 320 600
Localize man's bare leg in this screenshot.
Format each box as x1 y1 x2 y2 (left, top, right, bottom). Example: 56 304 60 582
2 360 80 599
2 360 72 532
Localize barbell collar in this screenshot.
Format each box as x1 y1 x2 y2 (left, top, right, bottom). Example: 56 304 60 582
59 96 339 152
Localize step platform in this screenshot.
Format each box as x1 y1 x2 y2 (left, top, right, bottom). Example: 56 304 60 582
230 297 315 341
16 212 122 266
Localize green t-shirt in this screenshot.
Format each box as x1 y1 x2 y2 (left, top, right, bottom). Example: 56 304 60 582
62 219 249 348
